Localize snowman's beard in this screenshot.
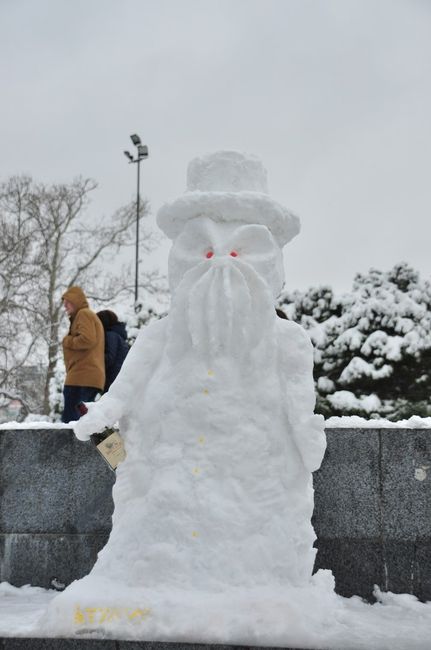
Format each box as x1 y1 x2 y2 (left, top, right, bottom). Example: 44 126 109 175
168 260 275 362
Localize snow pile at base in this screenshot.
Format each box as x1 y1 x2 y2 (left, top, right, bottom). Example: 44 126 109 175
45 571 337 644
2 580 431 649
0 583 57 638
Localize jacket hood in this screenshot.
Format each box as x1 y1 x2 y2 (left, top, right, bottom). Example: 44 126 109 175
62 286 89 311
109 321 128 340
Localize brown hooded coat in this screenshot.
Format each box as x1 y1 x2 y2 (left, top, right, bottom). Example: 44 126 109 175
62 286 105 390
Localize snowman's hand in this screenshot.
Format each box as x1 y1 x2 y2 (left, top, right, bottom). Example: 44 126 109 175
73 408 105 441
73 398 122 441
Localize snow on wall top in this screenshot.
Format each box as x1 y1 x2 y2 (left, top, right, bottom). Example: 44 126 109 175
325 415 431 429
0 421 70 430
1 415 431 430
157 150 300 247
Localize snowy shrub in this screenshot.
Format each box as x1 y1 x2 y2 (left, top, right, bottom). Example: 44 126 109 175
122 306 168 344
48 357 66 420
278 263 431 420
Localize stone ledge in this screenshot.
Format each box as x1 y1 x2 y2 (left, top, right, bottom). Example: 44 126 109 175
0 641 308 650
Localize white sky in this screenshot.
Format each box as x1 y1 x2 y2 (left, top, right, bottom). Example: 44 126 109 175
1 0 430 294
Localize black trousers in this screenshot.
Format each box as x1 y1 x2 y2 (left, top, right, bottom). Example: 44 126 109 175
62 385 100 423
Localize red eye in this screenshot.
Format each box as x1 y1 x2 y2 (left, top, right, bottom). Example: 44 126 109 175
230 251 238 257
206 251 214 259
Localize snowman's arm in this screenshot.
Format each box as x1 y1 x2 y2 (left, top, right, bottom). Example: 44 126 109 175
73 318 167 441
277 320 326 473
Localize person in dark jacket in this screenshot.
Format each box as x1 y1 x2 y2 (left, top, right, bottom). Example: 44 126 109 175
96 310 129 392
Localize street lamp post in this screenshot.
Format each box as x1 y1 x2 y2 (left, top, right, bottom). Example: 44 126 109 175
124 134 149 310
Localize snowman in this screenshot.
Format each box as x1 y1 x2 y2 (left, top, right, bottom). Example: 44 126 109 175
72 150 326 596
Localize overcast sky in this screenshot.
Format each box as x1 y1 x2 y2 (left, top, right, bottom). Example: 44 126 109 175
1 0 430 296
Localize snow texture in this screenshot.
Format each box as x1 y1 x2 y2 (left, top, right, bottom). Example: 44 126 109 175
2 415 430 431
157 150 300 246
2 581 431 649
44 151 328 640
326 414 431 428
327 390 382 414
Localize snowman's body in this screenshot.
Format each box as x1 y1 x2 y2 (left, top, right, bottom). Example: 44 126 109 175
89 313 319 590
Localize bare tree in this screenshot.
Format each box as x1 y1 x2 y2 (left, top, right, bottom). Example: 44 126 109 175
0 176 40 397
0 175 161 415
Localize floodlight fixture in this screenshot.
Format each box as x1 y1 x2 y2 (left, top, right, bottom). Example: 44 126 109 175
137 144 148 158
124 150 134 162
130 133 141 146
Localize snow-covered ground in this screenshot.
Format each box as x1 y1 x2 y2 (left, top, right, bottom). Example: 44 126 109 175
0 583 57 637
1 580 431 649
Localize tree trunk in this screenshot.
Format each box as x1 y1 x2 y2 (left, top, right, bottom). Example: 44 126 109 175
43 304 62 414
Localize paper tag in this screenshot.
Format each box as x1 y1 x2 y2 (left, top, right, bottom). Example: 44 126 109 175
96 431 126 470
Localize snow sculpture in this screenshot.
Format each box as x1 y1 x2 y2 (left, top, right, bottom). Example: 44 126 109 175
48 151 329 639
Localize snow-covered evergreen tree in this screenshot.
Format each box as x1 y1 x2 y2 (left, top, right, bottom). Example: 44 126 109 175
278 263 431 420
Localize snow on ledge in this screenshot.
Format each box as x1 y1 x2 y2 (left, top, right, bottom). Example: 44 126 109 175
325 415 431 429
1 415 431 431
0 421 71 430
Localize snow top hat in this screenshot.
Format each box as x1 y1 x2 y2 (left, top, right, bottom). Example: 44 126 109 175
157 151 300 247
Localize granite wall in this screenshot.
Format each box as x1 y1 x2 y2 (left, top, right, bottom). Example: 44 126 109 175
313 427 431 601
1 427 430 601
0 429 114 590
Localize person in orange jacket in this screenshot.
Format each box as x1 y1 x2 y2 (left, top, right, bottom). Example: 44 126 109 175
61 286 105 423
